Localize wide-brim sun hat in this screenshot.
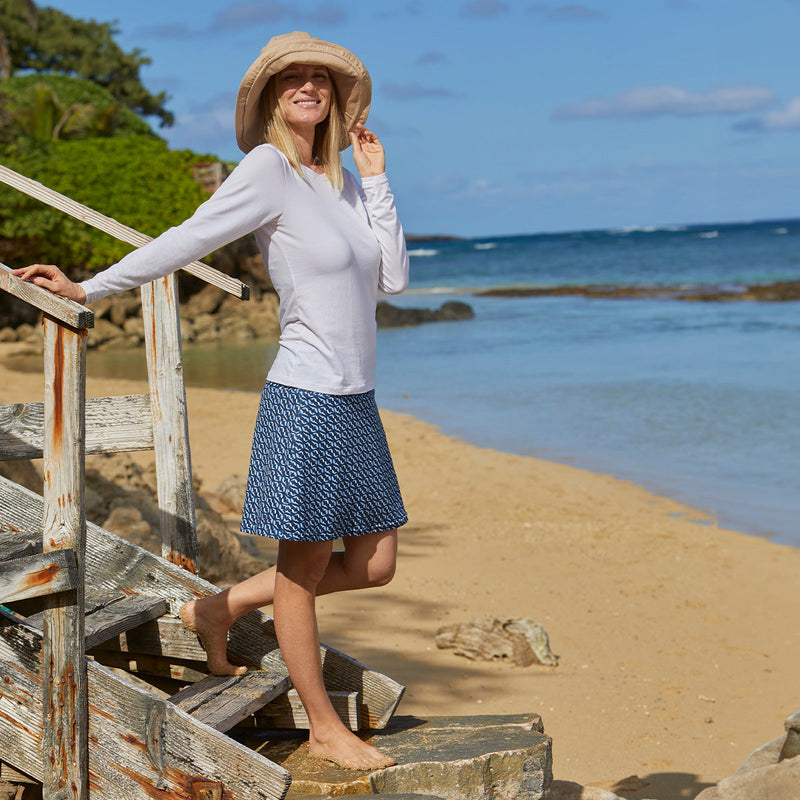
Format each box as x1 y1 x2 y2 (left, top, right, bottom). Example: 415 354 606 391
236 31 372 154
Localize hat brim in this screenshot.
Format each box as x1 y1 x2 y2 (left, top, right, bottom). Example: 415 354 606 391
236 32 372 154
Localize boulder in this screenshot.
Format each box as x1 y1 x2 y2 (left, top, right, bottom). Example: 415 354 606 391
696 708 800 800
436 616 558 667
214 474 248 515
253 713 551 800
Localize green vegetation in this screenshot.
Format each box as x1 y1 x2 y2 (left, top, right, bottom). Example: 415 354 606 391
0 2 221 275
0 74 159 142
0 137 211 269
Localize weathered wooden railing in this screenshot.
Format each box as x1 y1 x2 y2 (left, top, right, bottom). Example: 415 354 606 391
0 263 92 799
0 177 249 798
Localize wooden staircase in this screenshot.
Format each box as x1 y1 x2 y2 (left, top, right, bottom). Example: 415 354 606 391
0 192 405 800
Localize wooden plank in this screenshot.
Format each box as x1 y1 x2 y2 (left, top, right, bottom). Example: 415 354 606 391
90 615 209 662
0 635 292 800
0 476 405 730
169 671 291 732
91 652 207 684
0 166 249 300
0 549 77 604
0 525 39 561
253 689 361 731
141 277 199 574
83 595 169 651
0 262 93 329
40 316 89 800
0 763 37 784
26 594 169 651
0 395 154 460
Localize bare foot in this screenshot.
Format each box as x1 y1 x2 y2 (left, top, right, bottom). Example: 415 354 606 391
179 600 247 676
309 727 396 771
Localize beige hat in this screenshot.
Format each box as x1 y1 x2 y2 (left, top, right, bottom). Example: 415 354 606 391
235 31 372 154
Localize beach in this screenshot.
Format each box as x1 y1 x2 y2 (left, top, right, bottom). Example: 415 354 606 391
2 347 799 799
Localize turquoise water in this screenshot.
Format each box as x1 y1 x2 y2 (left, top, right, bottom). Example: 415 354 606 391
75 218 800 546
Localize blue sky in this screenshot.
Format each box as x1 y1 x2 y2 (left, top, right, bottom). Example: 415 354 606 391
48 0 799 236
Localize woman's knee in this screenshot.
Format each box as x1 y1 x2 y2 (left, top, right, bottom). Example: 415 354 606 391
344 530 397 588
277 540 332 591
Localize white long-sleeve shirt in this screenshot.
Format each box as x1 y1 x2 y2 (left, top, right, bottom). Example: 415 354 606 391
80 144 409 394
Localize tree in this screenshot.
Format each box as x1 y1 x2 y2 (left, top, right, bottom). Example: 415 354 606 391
0 0 173 126
0 0 37 79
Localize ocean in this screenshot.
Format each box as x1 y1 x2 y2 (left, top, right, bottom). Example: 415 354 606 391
79 218 800 547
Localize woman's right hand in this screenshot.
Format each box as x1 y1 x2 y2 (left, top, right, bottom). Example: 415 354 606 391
11 264 87 304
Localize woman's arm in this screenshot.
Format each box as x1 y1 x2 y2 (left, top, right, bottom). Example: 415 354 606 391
13 146 288 304
350 125 409 295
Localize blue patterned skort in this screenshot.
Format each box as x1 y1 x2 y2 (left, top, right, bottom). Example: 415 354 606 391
240 382 408 541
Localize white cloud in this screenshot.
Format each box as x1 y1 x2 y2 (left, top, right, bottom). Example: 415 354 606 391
734 96 800 133
554 85 778 120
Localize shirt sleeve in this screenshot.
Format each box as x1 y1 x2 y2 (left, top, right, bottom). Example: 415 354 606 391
359 173 409 295
79 145 288 304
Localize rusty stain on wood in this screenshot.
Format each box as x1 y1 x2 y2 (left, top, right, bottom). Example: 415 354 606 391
113 763 233 800
21 561 61 591
51 324 64 451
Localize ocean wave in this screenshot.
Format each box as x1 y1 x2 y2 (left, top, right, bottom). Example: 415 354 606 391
611 225 688 234
773 227 789 235
474 242 497 250
408 248 440 257
697 231 719 239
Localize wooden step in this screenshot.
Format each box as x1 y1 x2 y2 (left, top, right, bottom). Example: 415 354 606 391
0 612 292 800
252 688 361 732
25 592 169 650
169 671 292 732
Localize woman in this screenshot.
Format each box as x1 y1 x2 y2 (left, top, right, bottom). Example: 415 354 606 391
13 31 409 771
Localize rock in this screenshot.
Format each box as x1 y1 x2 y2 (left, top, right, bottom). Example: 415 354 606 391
214 474 248 514
436 616 558 667
195 506 269 588
184 284 226 316
376 300 474 328
698 708 800 799
547 781 626 799
713 757 800 799
734 736 786 775
86 318 124 348
122 316 145 340
101 506 152 547
781 710 800 761
0 326 18 342
252 713 551 800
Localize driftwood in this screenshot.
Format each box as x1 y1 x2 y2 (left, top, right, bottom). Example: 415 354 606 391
436 616 559 667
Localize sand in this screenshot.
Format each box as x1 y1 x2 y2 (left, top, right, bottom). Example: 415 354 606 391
2 344 799 800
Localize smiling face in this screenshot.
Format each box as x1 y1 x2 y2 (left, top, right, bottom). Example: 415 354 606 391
275 63 332 136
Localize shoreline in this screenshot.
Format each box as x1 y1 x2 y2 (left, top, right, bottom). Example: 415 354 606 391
2 347 800 798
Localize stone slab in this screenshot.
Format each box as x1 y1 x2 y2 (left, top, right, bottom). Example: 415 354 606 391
243 713 551 800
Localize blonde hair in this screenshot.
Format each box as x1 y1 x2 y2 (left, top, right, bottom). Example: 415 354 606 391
261 70 346 190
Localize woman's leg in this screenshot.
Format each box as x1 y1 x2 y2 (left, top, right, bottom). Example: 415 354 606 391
180 529 397 675
273 538 395 769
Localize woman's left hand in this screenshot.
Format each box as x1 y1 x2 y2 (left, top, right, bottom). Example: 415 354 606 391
350 123 386 178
